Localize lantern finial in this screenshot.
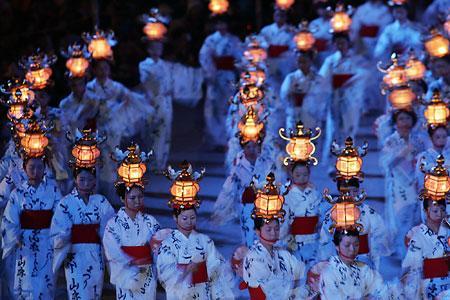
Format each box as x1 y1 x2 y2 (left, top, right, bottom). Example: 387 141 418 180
62 43 91 78
82 28 117 60
20 51 57 90
19 117 52 159
294 20 316 52
237 106 265 145
68 128 105 170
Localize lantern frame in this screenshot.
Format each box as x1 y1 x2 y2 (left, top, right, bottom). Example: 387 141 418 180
62 43 91 78
237 106 265 145
251 173 287 222
208 0 229 15
68 128 105 169
243 36 267 64
141 8 169 41
112 143 151 187
422 90 449 127
238 81 265 107
324 188 366 231
388 86 416 110
82 28 117 60
329 4 352 33
331 137 368 180
19 119 51 158
424 29 449 58
405 53 426 81
20 52 57 90
279 121 321 165
378 53 408 92
420 155 450 201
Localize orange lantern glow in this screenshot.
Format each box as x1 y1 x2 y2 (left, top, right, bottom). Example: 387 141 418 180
388 86 416 109
241 68 266 86
83 28 117 60
279 121 321 165
63 44 90 78
69 129 105 168
421 155 450 201
165 161 205 209
141 8 168 41
116 144 148 185
243 36 267 64
7 104 25 120
324 188 366 231
20 52 57 90
405 54 426 81
208 0 229 15
238 106 264 144
332 137 368 180
252 173 286 221
294 21 315 52
423 90 449 126
378 54 408 89
238 81 265 107
276 0 295 10
424 29 449 58
330 5 352 33
20 120 49 158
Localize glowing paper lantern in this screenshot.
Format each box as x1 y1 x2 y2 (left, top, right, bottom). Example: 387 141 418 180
252 173 286 221
279 121 321 165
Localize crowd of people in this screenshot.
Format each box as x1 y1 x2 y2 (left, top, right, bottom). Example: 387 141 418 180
0 0 449 299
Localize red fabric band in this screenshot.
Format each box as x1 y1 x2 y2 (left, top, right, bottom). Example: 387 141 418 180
121 245 152 265
293 93 305 107
178 261 208 284
358 234 370 254
214 56 235 70
314 39 328 52
359 25 379 37
20 210 53 229
242 186 256 204
268 45 289 57
332 74 353 89
423 257 449 279
71 223 100 244
290 216 319 235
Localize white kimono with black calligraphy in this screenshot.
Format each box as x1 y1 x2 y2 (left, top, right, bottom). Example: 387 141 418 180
157 229 234 300
103 207 161 299
1 178 61 299
243 240 305 299
50 188 114 300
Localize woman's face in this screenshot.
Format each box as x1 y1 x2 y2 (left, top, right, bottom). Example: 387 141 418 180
93 61 111 81
395 112 413 132
75 170 96 195
258 219 280 244
291 165 310 186
25 158 45 182
337 235 359 260
125 186 144 211
431 127 448 148
426 203 445 223
175 209 197 232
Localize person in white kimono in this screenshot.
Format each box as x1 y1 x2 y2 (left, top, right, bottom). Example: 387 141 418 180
157 206 234 299
50 165 114 300
374 3 423 60
280 162 329 270
422 0 450 26
318 178 392 270
199 15 243 149
380 109 426 257
402 199 449 299
139 40 173 170
280 50 327 130
319 33 368 166
317 228 394 299
259 8 295 92
416 125 450 190
242 215 306 299
309 2 333 65
103 182 161 299
1 155 62 299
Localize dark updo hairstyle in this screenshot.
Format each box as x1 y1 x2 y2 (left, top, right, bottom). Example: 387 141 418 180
73 167 96 179
22 154 47 171
336 177 360 192
391 109 418 127
423 198 446 211
296 49 315 60
253 217 279 230
291 160 310 174
332 32 350 43
115 182 144 200
427 125 448 138
172 206 197 218
332 228 359 246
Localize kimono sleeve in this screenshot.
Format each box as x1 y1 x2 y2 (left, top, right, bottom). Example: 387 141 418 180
99 197 115 238
401 230 423 299
319 265 347 300
199 36 217 80
211 173 239 225
318 211 335 260
1 189 21 259
367 207 393 257
363 266 389 298
243 251 266 288
374 28 390 58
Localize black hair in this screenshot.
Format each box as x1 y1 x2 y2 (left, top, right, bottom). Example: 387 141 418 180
291 160 310 174
427 125 448 138
91 58 112 69
332 228 359 246
337 177 360 191
296 50 315 60
115 182 144 199
253 217 279 230
73 167 96 179
391 109 418 127
22 155 46 171
173 206 197 218
423 198 446 211
332 32 350 43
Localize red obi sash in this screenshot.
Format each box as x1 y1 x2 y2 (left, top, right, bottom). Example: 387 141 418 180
178 261 208 284
314 39 328 52
359 25 379 37
332 74 353 89
20 210 53 229
293 92 305 107
268 45 289 57
71 223 100 244
242 186 256 204
358 234 370 254
423 257 449 279
290 216 319 235
214 56 235 70
121 245 152 265
239 282 266 300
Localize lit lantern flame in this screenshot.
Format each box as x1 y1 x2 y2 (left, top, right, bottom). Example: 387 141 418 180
164 161 205 209
421 155 450 201
116 144 148 185
279 121 321 165
63 43 90 77
237 106 264 144
208 0 229 15
7 104 25 120
20 52 57 90
405 53 426 81
238 79 265 107
330 5 352 33
331 137 368 180
243 36 267 64
141 8 168 41
423 90 449 126
252 173 286 221
388 86 416 110
276 0 295 10
378 54 408 89
424 29 449 58
83 28 117 60
20 119 50 158
294 21 315 52
324 188 366 231
1 79 35 121
68 129 105 169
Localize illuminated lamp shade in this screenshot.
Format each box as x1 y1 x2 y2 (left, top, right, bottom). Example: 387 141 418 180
422 155 450 201
405 55 426 81
208 0 229 15
20 121 49 158
143 22 167 40
244 69 266 86
243 37 267 64
238 82 265 107
424 30 449 58
11 85 34 104
279 121 321 165
332 137 368 180
66 57 89 78
294 31 315 52
237 106 264 144
388 86 415 109
330 5 352 33
83 29 117 60
252 173 285 221
276 0 295 10
117 144 147 184
7 103 25 120
20 52 57 90
382 63 407 88
71 129 103 168
330 202 361 229
26 67 53 90
423 90 449 126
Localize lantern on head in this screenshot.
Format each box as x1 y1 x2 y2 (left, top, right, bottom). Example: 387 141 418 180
19 118 51 158
388 0 408 5
378 53 408 90
423 90 449 126
275 0 295 10
62 43 90 78
324 188 365 231
241 66 266 86
424 29 449 58
331 137 368 180
405 52 426 81
279 121 321 165
1 79 35 121
67 128 105 169
238 79 265 107
20 51 57 90
112 143 152 187
252 173 288 222
237 106 265 144
141 8 169 41
164 161 205 209
329 4 352 33
208 0 229 15
420 155 450 201
388 86 416 109
294 21 315 52
83 28 117 60
243 36 267 64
